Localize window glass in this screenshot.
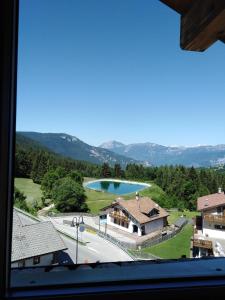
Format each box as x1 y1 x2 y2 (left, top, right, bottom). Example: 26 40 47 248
13 0 225 280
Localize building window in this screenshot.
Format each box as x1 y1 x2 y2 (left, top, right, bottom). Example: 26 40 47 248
215 225 225 230
217 207 223 214
33 256 40 265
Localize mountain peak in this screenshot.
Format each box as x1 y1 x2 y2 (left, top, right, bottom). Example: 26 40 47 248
17 132 139 167
99 140 125 149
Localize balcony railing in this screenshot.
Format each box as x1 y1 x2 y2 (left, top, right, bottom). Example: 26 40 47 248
204 214 225 225
193 239 213 249
110 212 129 223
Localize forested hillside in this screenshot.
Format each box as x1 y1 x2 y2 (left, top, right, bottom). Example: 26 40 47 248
15 133 103 182
125 164 225 210
15 133 225 212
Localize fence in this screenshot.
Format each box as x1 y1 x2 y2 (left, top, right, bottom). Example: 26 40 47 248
139 219 188 249
97 219 188 252
48 212 98 217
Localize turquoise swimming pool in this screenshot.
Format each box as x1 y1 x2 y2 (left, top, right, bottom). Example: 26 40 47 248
85 180 149 195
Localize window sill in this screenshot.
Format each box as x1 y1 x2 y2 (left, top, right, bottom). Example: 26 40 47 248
10 258 225 299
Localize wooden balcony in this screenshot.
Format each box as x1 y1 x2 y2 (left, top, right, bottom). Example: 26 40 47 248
204 214 225 225
110 212 129 223
193 239 213 249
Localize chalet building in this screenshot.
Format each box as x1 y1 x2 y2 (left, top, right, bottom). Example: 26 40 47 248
101 195 168 237
11 210 67 268
193 188 225 258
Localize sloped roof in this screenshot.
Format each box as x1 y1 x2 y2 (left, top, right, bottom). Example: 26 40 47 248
12 210 67 262
174 217 187 228
197 193 225 211
102 197 169 225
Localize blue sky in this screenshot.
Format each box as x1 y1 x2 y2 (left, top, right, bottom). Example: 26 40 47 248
17 0 225 147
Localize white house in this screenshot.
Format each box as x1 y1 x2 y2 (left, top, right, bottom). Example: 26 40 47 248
11 210 67 268
101 195 168 237
193 188 225 258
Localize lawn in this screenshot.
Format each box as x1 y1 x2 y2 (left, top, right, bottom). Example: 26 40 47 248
14 177 116 214
14 178 199 222
84 179 167 214
15 178 43 207
167 210 200 225
85 188 116 214
142 224 193 259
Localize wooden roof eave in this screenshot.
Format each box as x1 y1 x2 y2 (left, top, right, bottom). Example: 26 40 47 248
159 0 193 15
160 0 225 52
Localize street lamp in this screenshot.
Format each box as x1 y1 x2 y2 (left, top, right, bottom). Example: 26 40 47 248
71 216 85 264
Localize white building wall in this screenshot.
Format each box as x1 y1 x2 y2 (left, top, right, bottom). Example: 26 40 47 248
106 213 137 234
144 218 164 234
11 253 54 268
11 262 18 268
202 228 225 239
202 208 225 239
26 253 54 267
107 213 165 236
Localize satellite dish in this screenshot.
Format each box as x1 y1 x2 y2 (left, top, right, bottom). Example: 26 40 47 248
79 225 85 233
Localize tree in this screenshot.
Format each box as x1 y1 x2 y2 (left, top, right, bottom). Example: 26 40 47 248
41 167 66 199
114 164 122 178
69 170 83 184
101 163 111 178
52 177 88 212
14 187 29 211
31 151 48 184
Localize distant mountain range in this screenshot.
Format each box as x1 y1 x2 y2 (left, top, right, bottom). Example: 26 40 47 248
17 132 140 168
100 141 225 167
17 132 225 168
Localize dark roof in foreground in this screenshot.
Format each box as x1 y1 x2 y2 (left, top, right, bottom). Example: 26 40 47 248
197 193 225 211
102 197 169 225
12 210 67 262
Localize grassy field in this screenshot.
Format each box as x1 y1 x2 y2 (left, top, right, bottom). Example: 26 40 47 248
84 178 167 214
85 188 116 214
167 210 199 225
15 178 43 207
14 178 199 225
141 224 193 259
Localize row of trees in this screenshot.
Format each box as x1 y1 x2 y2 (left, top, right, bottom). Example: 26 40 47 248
15 143 125 184
15 139 225 212
15 143 103 183
125 164 225 210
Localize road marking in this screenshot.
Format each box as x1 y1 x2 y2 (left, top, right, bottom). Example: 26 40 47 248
85 228 97 235
87 247 100 254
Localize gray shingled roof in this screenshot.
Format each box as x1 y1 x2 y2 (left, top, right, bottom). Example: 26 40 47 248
12 211 67 262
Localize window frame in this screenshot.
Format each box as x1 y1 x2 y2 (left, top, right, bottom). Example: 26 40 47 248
2 1 225 299
0 0 18 298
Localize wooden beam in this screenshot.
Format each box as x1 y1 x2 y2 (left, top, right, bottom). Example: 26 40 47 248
220 35 225 43
181 0 225 51
160 0 193 15
160 0 225 52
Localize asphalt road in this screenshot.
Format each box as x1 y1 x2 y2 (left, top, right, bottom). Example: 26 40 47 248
17 211 133 264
